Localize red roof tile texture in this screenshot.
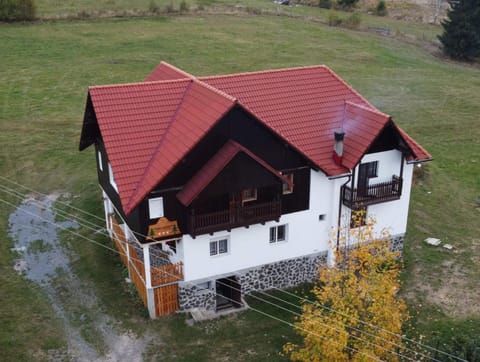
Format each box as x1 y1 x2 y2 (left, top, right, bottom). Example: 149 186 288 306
85 62 431 215
177 140 292 206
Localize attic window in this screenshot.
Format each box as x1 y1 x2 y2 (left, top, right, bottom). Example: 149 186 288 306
148 197 164 219
282 172 294 194
108 163 118 192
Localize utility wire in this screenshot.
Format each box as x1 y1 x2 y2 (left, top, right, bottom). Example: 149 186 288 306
0 180 467 361
0 188 408 360
0 195 384 362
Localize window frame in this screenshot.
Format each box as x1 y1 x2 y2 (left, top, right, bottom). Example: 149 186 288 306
282 172 294 194
97 151 103 172
269 224 288 244
108 162 118 192
148 197 164 219
209 237 229 257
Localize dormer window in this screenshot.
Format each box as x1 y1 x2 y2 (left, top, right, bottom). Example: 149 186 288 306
242 188 257 203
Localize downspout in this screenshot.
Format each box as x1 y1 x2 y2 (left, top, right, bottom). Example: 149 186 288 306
336 174 352 251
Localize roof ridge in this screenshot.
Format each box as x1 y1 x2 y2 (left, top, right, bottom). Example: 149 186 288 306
198 64 329 80
158 61 196 79
89 78 191 91
193 78 237 102
124 79 194 212
345 100 390 119
322 66 376 110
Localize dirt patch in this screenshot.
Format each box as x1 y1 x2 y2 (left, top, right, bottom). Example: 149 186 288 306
406 260 480 318
8 194 152 361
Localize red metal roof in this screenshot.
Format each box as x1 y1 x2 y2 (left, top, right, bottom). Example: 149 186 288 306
144 61 194 82
177 140 293 206
85 62 431 215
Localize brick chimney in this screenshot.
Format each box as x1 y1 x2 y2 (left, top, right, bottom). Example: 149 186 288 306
333 130 344 166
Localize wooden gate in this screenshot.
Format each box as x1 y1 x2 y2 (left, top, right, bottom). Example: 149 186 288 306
154 284 179 316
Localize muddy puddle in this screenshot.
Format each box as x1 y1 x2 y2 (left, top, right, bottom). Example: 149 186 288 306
8 194 151 362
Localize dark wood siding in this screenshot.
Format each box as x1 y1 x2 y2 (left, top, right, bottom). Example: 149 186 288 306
281 168 310 214
95 140 143 238
130 106 315 241
199 153 283 198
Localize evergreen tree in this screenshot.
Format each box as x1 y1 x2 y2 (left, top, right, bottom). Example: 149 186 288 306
439 0 480 60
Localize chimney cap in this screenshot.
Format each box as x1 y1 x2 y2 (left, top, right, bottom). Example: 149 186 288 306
334 130 345 141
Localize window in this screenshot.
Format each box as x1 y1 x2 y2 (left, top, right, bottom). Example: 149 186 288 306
210 238 229 256
350 207 367 228
108 163 118 192
148 197 164 219
270 224 287 243
242 188 257 202
282 172 294 194
358 161 378 197
97 151 103 171
197 281 211 290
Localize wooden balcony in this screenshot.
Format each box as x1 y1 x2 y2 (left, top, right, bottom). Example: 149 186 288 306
342 175 403 209
188 199 281 236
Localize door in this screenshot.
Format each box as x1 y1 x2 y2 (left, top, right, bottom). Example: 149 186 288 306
358 163 369 197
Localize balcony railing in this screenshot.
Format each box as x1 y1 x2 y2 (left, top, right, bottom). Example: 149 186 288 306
188 199 281 236
342 175 403 209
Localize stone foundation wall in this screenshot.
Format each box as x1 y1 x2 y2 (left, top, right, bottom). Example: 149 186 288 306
178 252 328 311
238 252 328 294
390 233 405 253
178 283 216 311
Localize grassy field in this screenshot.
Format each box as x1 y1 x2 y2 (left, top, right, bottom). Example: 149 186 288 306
33 0 443 44
1 11 479 361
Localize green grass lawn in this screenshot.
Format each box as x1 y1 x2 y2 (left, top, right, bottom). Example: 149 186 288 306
1 13 479 361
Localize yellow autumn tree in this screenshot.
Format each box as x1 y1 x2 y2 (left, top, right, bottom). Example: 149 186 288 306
284 211 409 361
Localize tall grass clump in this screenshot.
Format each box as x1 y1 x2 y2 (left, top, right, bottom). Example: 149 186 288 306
0 0 36 21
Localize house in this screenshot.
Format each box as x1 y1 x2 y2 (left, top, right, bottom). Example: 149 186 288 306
79 62 431 318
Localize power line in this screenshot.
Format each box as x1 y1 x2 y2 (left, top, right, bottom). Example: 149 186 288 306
0 180 467 361
0 188 407 361
0 195 385 362
268 286 468 362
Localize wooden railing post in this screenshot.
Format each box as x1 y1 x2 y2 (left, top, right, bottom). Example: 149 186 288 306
143 245 156 318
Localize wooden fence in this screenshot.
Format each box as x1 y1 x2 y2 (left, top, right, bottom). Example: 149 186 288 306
110 216 182 316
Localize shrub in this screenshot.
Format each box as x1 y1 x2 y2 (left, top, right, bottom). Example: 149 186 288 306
343 12 361 28
165 0 175 13
148 0 160 13
179 0 189 12
336 0 358 10
318 0 331 9
327 10 342 26
375 0 387 16
0 0 36 21
328 10 342 26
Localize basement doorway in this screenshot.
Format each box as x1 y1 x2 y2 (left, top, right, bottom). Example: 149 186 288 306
215 276 242 311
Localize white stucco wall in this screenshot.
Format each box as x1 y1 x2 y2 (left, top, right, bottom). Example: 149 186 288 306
179 170 347 282
348 149 414 237
117 149 415 282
